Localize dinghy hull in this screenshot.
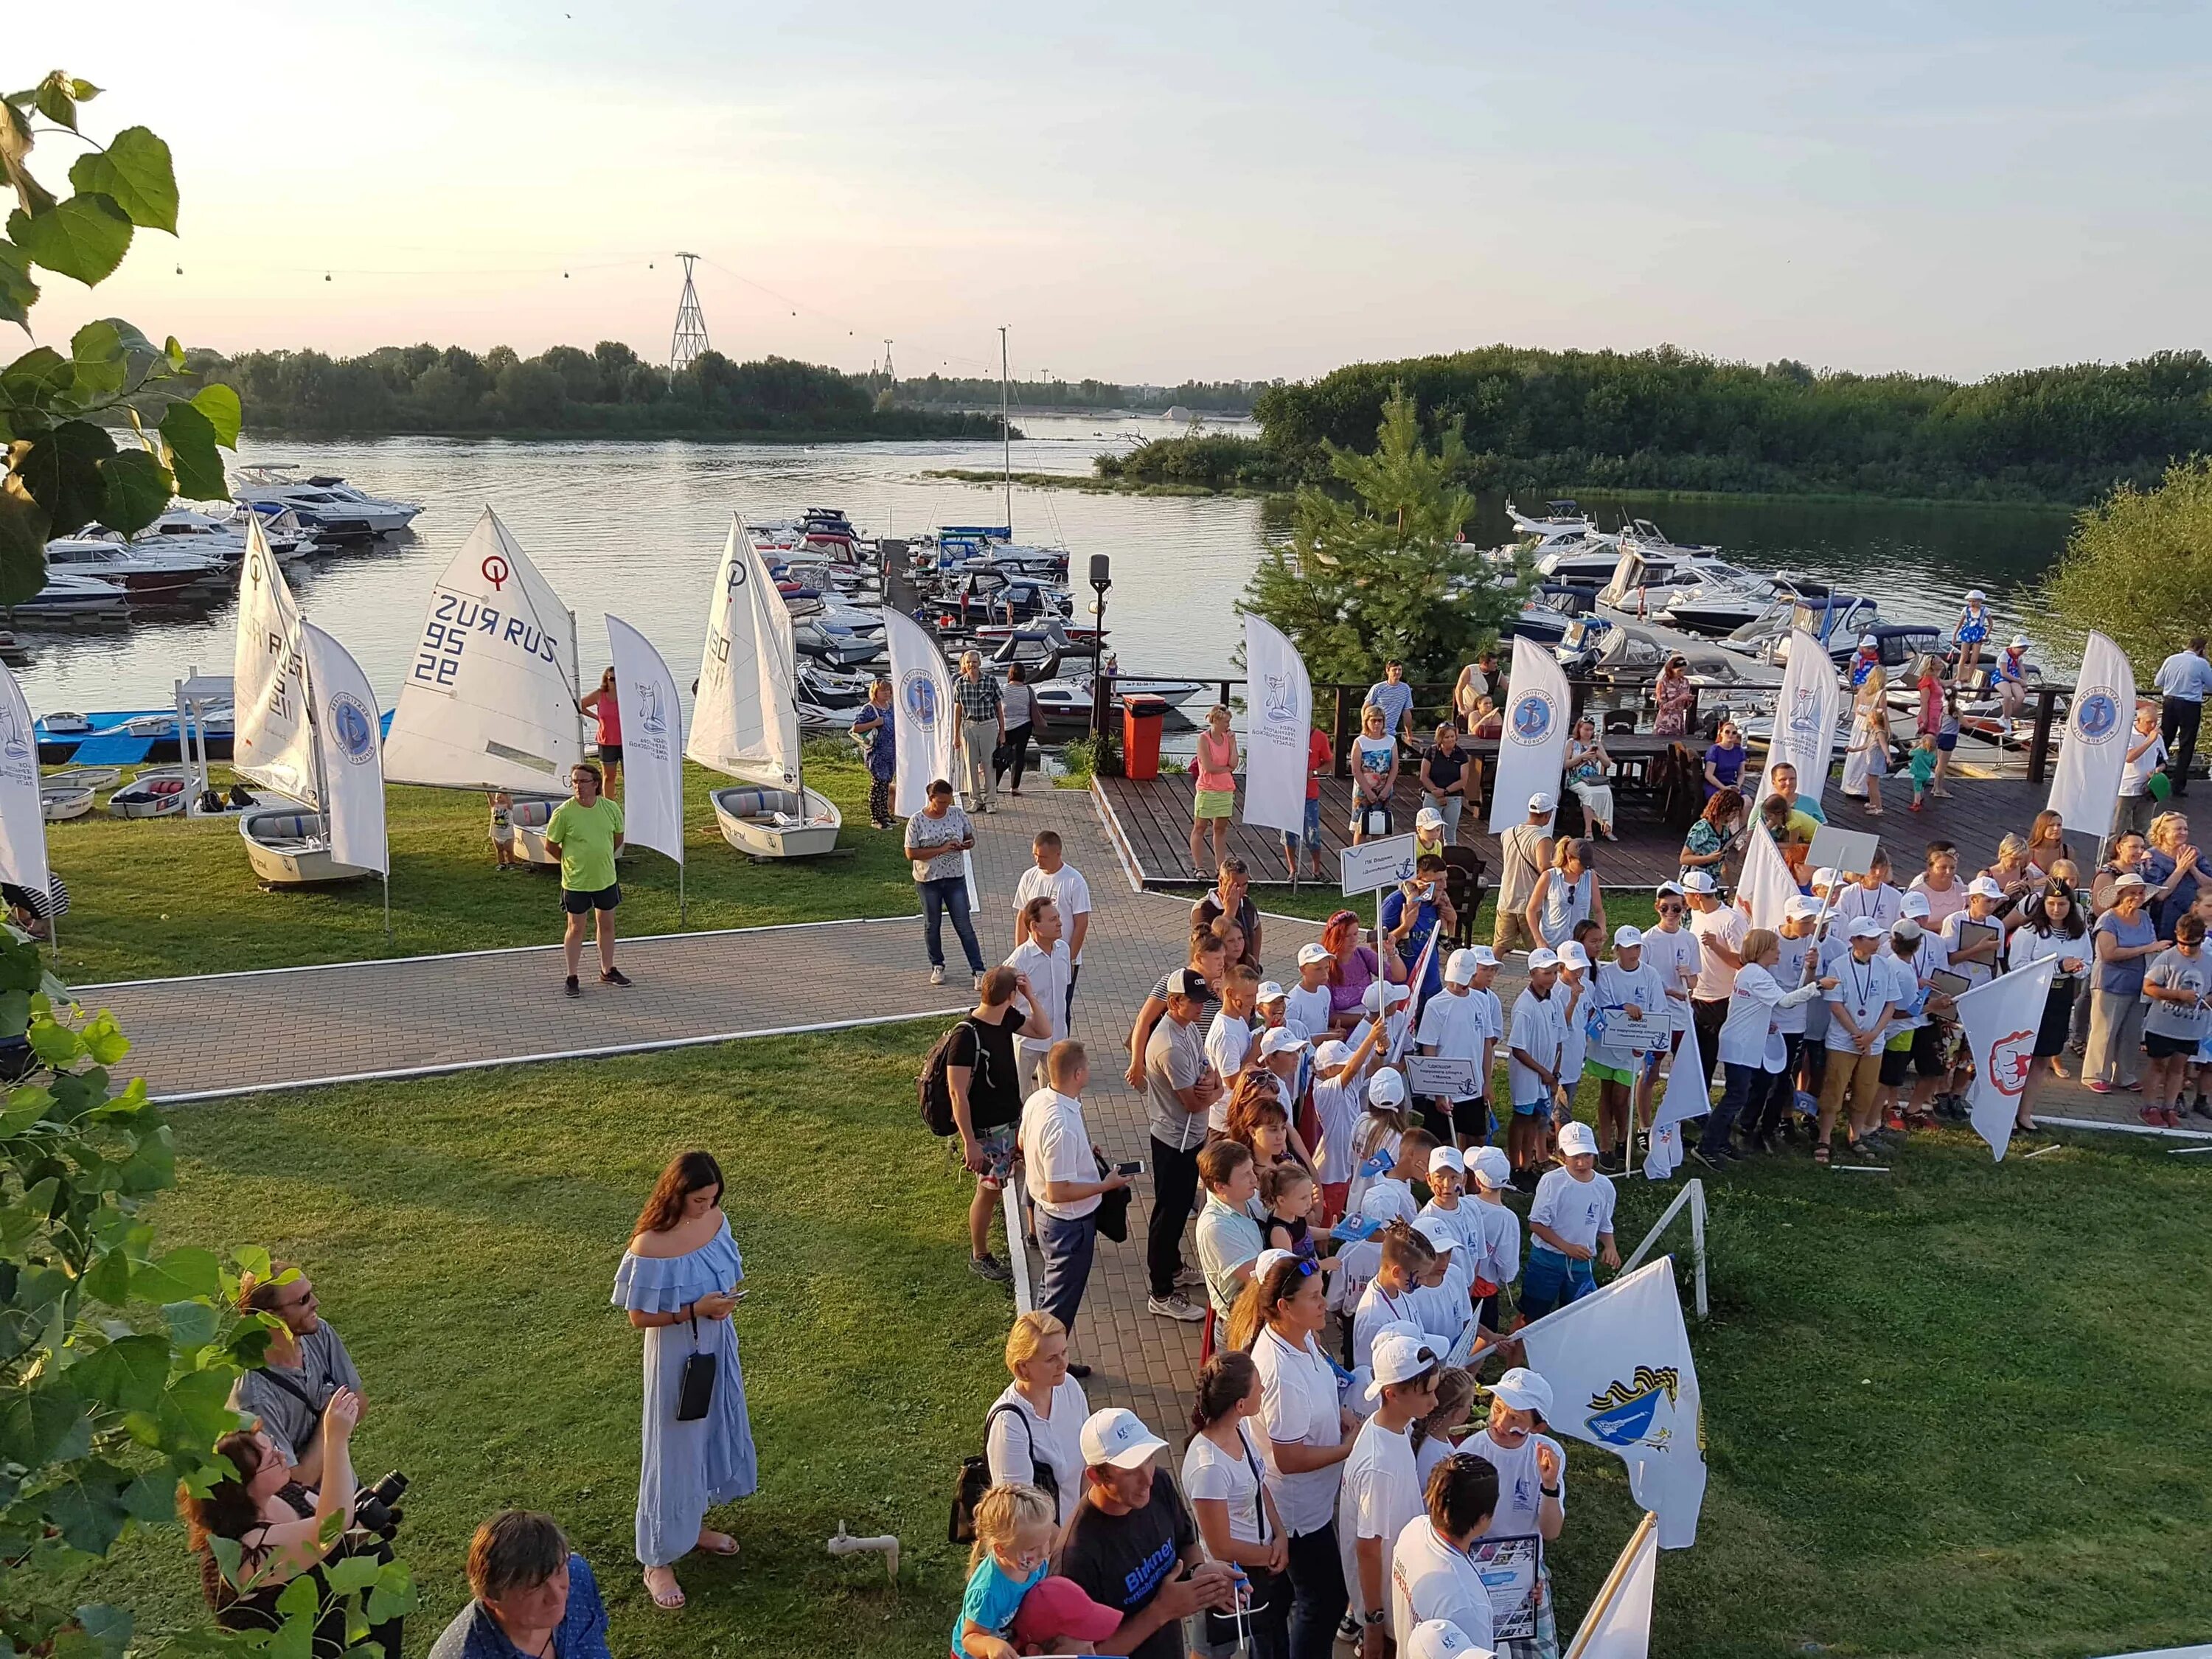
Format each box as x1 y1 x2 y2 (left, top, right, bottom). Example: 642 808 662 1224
712 785 842 858
239 807 376 886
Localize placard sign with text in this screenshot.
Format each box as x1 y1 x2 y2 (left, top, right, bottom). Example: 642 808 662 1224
1406 1054 1481 1098
1338 833 1419 897
1807 824 1881 880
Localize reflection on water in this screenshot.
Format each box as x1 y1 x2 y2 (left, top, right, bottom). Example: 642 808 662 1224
10 415 2076 714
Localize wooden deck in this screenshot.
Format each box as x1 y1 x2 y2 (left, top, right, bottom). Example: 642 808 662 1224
1094 768 2069 892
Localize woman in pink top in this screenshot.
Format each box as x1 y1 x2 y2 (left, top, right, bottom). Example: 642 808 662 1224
1189 704 1240 874
1321 908 1382 1034
580 667 624 796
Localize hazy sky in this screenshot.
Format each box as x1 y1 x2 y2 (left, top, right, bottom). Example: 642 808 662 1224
9 1 2210 384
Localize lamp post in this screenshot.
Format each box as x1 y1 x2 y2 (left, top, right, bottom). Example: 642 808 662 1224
1088 554 1112 742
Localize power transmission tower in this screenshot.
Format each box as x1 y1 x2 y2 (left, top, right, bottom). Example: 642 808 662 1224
668 253 710 384
883 338 895 387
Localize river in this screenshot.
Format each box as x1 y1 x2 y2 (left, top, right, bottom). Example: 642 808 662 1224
11 415 2076 715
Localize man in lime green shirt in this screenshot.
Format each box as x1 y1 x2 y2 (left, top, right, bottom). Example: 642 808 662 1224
545 763 629 996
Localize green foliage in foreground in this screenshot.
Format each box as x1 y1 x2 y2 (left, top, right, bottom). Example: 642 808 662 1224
78 1028 2212 1658
2044 454 2212 667
52 755 918 983
1104 343 2212 505
1241 387 1523 687
1 72 243 601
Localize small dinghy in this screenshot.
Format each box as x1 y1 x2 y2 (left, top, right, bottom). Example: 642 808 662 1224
107 768 189 818
43 765 121 792
711 784 843 860
41 784 94 821
503 796 567 867
240 804 376 886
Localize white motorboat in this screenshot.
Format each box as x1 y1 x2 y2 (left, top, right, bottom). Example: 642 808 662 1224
44 537 226 595
1506 498 1614 543
1599 550 1767 618
1614 517 1723 562
141 503 312 561
1657 574 1820 636
689 519 844 859
41 782 94 821
233 464 422 538
107 767 189 817
7 573 131 623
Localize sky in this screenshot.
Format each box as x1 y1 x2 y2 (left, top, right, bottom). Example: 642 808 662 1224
8 1 2211 386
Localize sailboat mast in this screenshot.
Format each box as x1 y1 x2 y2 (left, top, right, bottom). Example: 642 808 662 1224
999 324 1012 537
299 622 330 819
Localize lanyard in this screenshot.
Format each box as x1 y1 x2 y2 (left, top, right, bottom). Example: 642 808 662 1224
1848 958 1874 1015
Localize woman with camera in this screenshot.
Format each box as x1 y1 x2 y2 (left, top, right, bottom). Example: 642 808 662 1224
181 1388 403 1657
613 1150 759 1611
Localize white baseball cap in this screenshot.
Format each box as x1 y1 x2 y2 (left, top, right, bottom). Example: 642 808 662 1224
1255 980 1287 1004
1260 1026 1305 1057
1469 945 1498 967
1899 891 1931 919
1613 925 1644 948
1296 942 1332 967
1413 1214 1458 1253
1557 1121 1598 1158
1489 1366 1555 1416
1528 791 1557 814
1468 1145 1512 1189
1079 1407 1168 1469
1365 1330 1441 1402
1314 1040 1352 1070
1848 917 1886 940
1784 894 1823 919
1967 874 2006 899
1405 1619 1489 1659
1427 1145 1466 1176
1445 948 1480 984
1527 947 1561 970
1368 1070 1407 1107
1893 918 1923 942
1811 866 1839 889
1682 869 1717 893
1416 807 1444 830
1655 880 1686 898
1559 941 1590 969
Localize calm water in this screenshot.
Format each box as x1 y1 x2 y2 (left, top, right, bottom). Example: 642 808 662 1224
12 416 2075 715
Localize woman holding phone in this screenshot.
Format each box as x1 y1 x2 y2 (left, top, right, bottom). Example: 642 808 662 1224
613 1150 758 1610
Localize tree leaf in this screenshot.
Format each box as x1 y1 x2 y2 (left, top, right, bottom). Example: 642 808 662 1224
74 1600 135 1659
80 1009 131 1065
76 1332 172 1411
163 1297 220 1352
69 129 176 235
0 1384 91 1467
95 447 171 537
1 344 75 400
323 1555 383 1596
159 397 225 501
0 237 37 327
8 195 133 286
269 1606 316 1659
136 1245 221 1302
364 1557 418 1622
117 1469 173 1524
11 418 114 533
35 73 80 132
0 102 56 219
69 319 127 401
80 1245 131 1306
70 80 102 102
275 1573 321 1623
191 381 243 447
42 1458 136 1554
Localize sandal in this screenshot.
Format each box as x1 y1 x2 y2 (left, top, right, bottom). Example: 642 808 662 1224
696 1531 740 1557
644 1568 685 1610
1813 1142 1831 1166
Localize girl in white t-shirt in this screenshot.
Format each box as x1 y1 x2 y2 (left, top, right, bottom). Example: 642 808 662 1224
1183 1350 1290 1655
1410 1366 1478 1487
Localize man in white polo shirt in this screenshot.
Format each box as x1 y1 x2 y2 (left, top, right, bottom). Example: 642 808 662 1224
1006 897 1073 1092
1013 829 1093 1024
1018 1043 1128 1370
1390 1452 1499 1652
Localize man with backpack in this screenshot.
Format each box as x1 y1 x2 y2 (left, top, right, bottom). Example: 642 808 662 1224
925 965 1045 1283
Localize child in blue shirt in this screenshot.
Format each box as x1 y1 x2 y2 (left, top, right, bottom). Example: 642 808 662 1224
954 1483 1055 1659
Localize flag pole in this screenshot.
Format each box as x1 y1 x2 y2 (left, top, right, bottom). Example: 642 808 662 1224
1564 1510 1657 1659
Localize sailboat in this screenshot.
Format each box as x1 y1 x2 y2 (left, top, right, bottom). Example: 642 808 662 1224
232 518 376 886
686 518 843 858
382 507 585 866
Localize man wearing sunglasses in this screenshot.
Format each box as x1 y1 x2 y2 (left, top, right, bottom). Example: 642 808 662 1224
229 1262 367 1487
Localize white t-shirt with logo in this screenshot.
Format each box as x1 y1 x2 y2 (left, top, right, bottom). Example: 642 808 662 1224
1390 1516 1497 1653
1416 990 1489 1100
1507 990 1568 1107
1688 905 1748 1001
1461 1426 1568 1542
1638 925 1703 1032
1338 1416 1423 1619
1824 950 1895 1052
1253 1325 1346 1537
1286 982 1334 1042
1529 1166 1615 1255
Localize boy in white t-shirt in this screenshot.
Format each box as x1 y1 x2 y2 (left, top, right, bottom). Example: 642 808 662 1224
1312 1022 1388 1222
1506 950 1570 1184
1417 1146 1479 1252
1204 964 1261 1132
1287 942 1335 1043
1521 1121 1617 1321
1464 1145 1520 1334
1338 1331 1441 1630
1416 948 1495 1147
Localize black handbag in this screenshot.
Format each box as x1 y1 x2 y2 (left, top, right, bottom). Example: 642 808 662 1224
675 1310 717 1422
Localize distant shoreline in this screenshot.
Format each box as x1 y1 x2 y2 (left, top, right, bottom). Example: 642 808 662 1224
228 420 1025 446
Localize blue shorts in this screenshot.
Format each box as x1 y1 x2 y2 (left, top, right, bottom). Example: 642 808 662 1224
1512 1096 1546 1117
1936 732 1958 752
975 1123 1018 1189
1283 797 1324 847
1519 1245 1596 1321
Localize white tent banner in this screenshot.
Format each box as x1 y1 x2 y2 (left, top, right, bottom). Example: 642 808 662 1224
1487 635 1572 835
607 613 686 865
1951 953 2059 1162
883 608 956 818
1565 1514 1658 1659
298 622 388 876
1756 628 1844 810
0 661 51 902
1514 1259 1708 1548
231 516 316 802
2047 630 2136 835
1736 824 1799 932
1241 613 1312 837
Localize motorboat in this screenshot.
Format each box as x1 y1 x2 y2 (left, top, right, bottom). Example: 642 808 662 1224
1614 517 1722 562
793 619 883 669
6 573 131 624
1598 549 1764 615
796 663 878 709
43 537 226 595
1505 596 1577 646
142 504 313 561
41 782 94 821
107 768 189 817
1535 542 1638 588
1554 616 1669 678
1722 592 1884 661
1507 499 1614 543
1656 574 1825 636
232 464 422 539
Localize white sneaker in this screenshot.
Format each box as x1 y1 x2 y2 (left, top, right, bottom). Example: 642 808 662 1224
929 964 945 986
1147 1293 1206 1324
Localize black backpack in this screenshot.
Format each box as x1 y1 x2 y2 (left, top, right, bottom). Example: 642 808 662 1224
919 1017 990 1137
950 1402 1057 1543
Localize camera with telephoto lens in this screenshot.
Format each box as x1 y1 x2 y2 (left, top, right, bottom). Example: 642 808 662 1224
352 1470 409 1539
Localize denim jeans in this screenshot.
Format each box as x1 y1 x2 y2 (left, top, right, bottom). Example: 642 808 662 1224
1282 1522 1349 1659
917 876 984 972
1704 1061 1764 1153
1148 1135 1204 1298
1034 1210 1097 1335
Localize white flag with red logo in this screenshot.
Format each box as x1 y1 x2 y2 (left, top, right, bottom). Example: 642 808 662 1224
1952 955 2058 1161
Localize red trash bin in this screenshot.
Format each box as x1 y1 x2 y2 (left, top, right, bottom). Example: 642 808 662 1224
1121 695 1168 782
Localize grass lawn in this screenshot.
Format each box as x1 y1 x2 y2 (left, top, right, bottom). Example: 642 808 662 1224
49 755 917 984
84 1026 2212 1658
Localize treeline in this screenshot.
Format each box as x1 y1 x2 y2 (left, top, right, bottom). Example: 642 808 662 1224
893 374 1265 414
1102 344 2212 504
181 342 1003 439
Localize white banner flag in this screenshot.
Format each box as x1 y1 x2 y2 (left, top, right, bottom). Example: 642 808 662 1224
1488 635 1572 835
1951 953 2058 1161
1756 628 1844 811
606 613 686 866
1644 1018 1708 1181
2047 630 2136 835
883 608 956 818
0 661 51 904
1736 823 1799 932
1565 1514 1658 1659
1514 1259 1708 1548
297 622 388 876
1241 613 1312 837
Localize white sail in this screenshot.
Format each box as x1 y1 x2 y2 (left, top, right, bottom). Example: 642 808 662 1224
231 515 319 805
684 518 799 790
383 507 584 793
